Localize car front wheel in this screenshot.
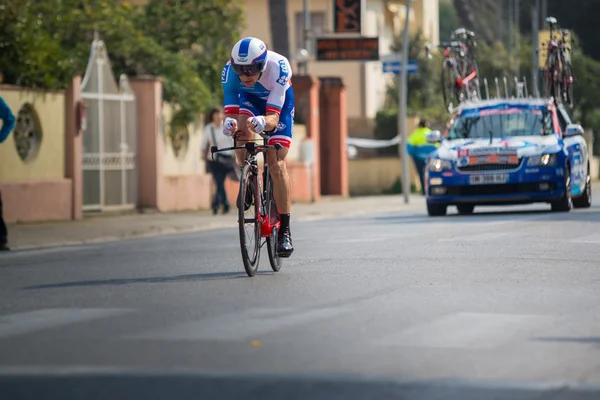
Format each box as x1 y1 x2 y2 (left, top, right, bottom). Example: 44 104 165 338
573 168 592 208
551 166 572 212
427 202 447 216
456 204 475 215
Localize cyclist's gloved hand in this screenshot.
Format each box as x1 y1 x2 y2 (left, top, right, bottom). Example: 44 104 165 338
223 117 238 137
247 116 266 134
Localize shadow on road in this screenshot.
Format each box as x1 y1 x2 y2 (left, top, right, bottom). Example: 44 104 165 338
532 337 600 347
0 372 598 400
370 206 600 224
21 271 271 290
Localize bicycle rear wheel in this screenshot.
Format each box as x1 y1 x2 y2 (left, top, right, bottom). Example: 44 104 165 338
238 164 261 277
264 172 282 272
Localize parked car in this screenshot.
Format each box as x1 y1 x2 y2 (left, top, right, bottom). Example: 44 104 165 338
424 98 592 216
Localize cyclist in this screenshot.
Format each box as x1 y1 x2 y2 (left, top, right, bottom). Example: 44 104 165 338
220 37 295 258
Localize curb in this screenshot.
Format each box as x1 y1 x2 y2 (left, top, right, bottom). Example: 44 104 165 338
6 197 426 252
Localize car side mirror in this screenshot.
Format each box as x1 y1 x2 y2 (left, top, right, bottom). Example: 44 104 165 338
564 124 584 137
426 130 442 143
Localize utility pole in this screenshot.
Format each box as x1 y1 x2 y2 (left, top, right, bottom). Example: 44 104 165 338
532 0 540 97
399 0 412 204
498 2 503 44
508 0 513 58
515 0 520 77
303 0 310 74
541 0 547 25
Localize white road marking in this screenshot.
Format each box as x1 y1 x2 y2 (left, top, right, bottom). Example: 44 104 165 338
329 237 391 243
130 307 350 341
569 233 600 244
439 231 513 242
375 312 552 350
0 245 97 259
0 309 133 339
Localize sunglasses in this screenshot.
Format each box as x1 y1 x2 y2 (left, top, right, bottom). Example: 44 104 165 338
231 62 261 77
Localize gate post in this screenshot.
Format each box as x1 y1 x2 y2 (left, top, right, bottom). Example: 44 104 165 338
130 77 163 210
65 75 83 220
319 77 348 196
291 75 321 202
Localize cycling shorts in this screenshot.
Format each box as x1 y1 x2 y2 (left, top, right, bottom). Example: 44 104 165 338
238 87 295 148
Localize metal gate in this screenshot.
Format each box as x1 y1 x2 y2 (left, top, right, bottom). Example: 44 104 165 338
81 39 137 211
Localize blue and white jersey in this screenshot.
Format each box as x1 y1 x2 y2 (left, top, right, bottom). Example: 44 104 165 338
222 50 293 117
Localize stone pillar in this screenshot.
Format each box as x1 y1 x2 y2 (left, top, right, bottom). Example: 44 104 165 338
292 75 321 202
65 75 83 220
129 77 164 210
319 77 349 196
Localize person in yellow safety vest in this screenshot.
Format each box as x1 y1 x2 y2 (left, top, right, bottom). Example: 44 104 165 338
406 119 439 195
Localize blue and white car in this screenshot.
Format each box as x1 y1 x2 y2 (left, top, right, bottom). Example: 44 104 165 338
424 98 592 216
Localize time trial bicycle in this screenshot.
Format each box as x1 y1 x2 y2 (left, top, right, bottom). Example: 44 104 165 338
211 132 283 277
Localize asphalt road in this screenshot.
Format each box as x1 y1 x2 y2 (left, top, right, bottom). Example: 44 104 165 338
1 196 600 400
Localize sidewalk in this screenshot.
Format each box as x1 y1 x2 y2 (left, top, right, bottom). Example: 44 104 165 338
5 195 426 250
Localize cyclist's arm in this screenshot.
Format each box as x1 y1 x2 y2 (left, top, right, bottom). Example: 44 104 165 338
263 58 292 131
221 61 248 133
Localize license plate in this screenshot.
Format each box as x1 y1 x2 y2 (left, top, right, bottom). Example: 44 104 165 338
469 174 509 184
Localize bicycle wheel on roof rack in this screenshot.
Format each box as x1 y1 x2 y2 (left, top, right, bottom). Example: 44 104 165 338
544 54 560 100
238 163 261 277
441 59 459 110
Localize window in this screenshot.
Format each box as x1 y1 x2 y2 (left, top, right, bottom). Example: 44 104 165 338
556 105 572 133
448 109 553 140
295 12 325 55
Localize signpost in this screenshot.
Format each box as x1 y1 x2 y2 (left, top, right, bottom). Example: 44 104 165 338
381 55 418 75
399 0 412 204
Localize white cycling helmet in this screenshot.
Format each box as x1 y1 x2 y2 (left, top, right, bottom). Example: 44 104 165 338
230 37 268 76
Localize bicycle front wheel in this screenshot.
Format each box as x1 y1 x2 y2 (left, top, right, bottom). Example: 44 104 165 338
238 164 261 277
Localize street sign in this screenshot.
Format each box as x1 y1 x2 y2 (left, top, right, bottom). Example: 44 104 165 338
382 56 418 74
333 0 362 34
316 37 379 61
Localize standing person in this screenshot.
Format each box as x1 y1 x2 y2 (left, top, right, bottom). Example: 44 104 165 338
220 37 295 257
406 119 437 195
0 78 16 250
201 107 235 215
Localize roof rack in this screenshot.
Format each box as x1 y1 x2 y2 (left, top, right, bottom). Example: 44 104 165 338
447 75 556 113
482 76 538 100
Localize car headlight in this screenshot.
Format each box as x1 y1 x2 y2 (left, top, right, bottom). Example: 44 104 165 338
527 154 557 166
428 158 452 172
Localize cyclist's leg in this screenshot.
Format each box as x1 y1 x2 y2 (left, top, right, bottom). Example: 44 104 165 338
265 89 294 256
235 94 263 210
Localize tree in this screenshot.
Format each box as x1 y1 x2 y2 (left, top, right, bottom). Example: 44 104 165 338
374 30 447 156
141 0 245 113
439 1 462 41
385 30 445 117
0 0 243 125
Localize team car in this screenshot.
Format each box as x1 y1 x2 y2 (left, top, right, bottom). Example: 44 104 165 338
424 98 592 216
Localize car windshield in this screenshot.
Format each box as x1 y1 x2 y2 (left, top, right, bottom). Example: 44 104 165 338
448 106 554 140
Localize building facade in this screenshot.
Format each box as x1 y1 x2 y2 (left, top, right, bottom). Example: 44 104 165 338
241 0 439 135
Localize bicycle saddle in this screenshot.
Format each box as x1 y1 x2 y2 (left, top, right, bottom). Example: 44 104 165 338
545 17 558 25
